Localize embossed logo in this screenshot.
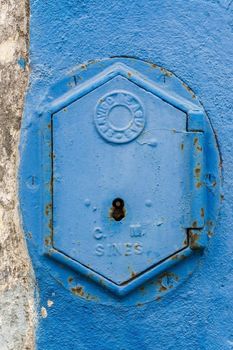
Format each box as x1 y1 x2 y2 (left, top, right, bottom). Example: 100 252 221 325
95 91 145 143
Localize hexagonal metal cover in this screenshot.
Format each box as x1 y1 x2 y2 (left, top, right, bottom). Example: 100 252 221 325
38 59 220 297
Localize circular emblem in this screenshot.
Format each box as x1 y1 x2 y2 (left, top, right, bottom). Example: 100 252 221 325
95 91 145 143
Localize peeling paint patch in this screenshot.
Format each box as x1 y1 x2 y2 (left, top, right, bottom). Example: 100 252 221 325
47 300 54 308
41 307 48 318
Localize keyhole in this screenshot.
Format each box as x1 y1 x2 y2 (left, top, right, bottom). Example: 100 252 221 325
110 198 125 221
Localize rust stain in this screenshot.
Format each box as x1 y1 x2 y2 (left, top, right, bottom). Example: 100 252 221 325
194 137 202 152
195 165 201 178
160 67 173 77
48 152 55 160
171 255 178 260
179 254 187 261
127 72 132 77
45 203 52 216
196 182 202 188
78 59 99 72
201 208 205 218
159 285 167 292
48 218 52 231
189 231 200 248
171 254 187 261
192 221 198 228
49 175 53 196
71 286 84 296
71 285 98 301
181 82 196 99
44 236 52 246
131 271 137 278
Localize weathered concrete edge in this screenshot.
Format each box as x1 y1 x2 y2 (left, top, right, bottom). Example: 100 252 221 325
0 0 36 349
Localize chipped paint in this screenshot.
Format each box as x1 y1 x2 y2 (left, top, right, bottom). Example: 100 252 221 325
47 300 54 308
41 307 47 319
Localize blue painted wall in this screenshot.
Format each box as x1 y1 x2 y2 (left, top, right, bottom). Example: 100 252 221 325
23 1 233 348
